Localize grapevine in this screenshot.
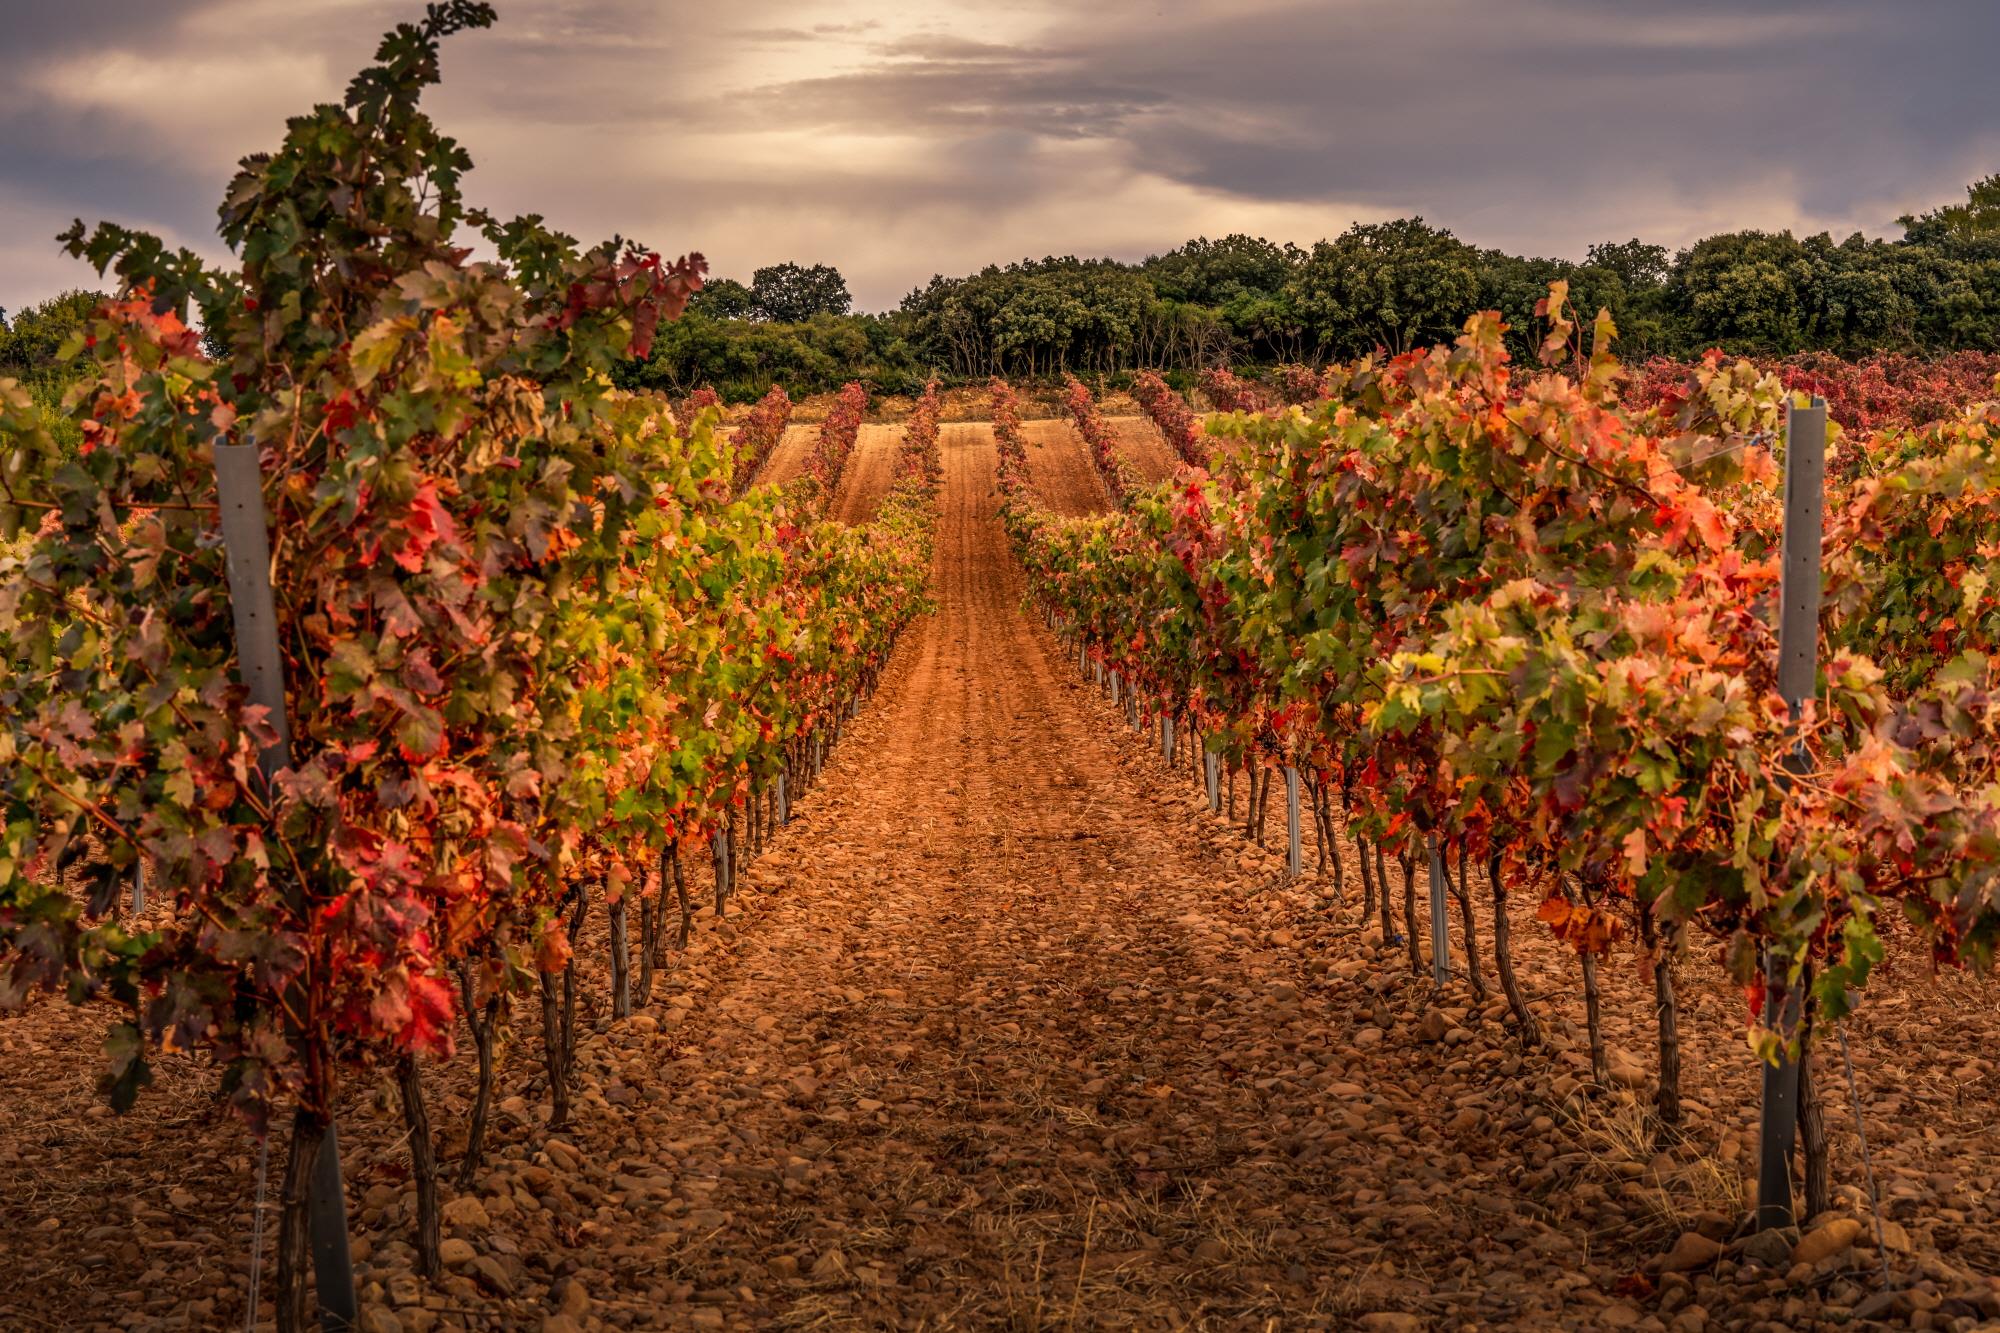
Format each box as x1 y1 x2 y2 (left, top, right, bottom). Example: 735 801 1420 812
1275 362 1332 404
1629 350 2000 437
729 384 793 496
898 380 943 485
1129 369 1208 466
4 7 1999 1326
1060 373 1133 506
802 380 870 504
1198 366 1270 413
991 376 1030 504
0 10 937 1323
1009 288 2000 1122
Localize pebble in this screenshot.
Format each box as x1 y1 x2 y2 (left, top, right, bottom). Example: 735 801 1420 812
1659 1231 1724 1273
441 1196 489 1230
1791 1216 1864 1267
1355 1315 1423 1332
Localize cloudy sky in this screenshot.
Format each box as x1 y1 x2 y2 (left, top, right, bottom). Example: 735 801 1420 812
3 0 1997 314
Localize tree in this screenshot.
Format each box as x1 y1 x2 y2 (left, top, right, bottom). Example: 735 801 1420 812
1666 230 1815 354
1664 230 1946 356
0 288 104 387
1142 236 1306 364
1585 239 1671 291
751 262 851 322
1143 234 1297 307
1286 218 1482 358
690 276 756 318
1900 173 2000 243
897 257 1164 377
1217 287 1309 363
656 177 2000 389
0 289 105 457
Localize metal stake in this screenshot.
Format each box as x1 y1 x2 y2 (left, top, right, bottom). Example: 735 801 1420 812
1428 836 1450 986
1284 767 1302 878
307 1123 357 1331
213 441 356 1330
1756 395 1827 1233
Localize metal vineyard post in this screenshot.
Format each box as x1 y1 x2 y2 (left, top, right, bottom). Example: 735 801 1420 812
214 440 358 1329
1755 395 1828 1232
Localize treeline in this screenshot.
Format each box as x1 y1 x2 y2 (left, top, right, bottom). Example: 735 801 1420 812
623 177 2000 398
11 177 1999 404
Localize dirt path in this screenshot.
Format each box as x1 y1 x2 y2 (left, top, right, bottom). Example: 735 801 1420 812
1105 415 1181 483
756 423 820 488
459 424 1991 1332
348 426 1781 1331
567 419 1461 1329
829 424 904 525
3 419 1997 1332
1021 418 1110 516
1019 415 1179 505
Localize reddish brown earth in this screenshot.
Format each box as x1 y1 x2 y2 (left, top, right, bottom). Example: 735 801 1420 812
2 423 1998 1332
754 423 820 488
828 425 905 525
1021 417 1112 517
1103 415 1183 484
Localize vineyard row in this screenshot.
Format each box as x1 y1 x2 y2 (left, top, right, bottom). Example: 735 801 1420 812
0 8 947 1324
992 306 2000 1237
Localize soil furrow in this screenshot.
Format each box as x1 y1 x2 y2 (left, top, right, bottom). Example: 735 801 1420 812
1020 418 1111 516
1105 414 1182 484
828 424 904 525
754 422 821 488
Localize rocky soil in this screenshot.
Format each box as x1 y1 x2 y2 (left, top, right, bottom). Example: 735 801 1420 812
2 419 1997 1331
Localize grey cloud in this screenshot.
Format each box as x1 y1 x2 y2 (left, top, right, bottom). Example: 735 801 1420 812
873 35 1029 62
648 0 1997 225
1046 0 1998 244
0 0 215 52
706 56 1167 141
2 0 1996 312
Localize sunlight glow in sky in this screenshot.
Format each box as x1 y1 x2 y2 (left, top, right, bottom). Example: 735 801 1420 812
2 0 1996 312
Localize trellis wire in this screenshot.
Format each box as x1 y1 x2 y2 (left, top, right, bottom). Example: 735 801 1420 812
244 1134 271 1332
1837 1026 1895 1294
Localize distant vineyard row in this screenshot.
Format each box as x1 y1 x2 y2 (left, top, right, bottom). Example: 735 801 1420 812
1210 350 2000 435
